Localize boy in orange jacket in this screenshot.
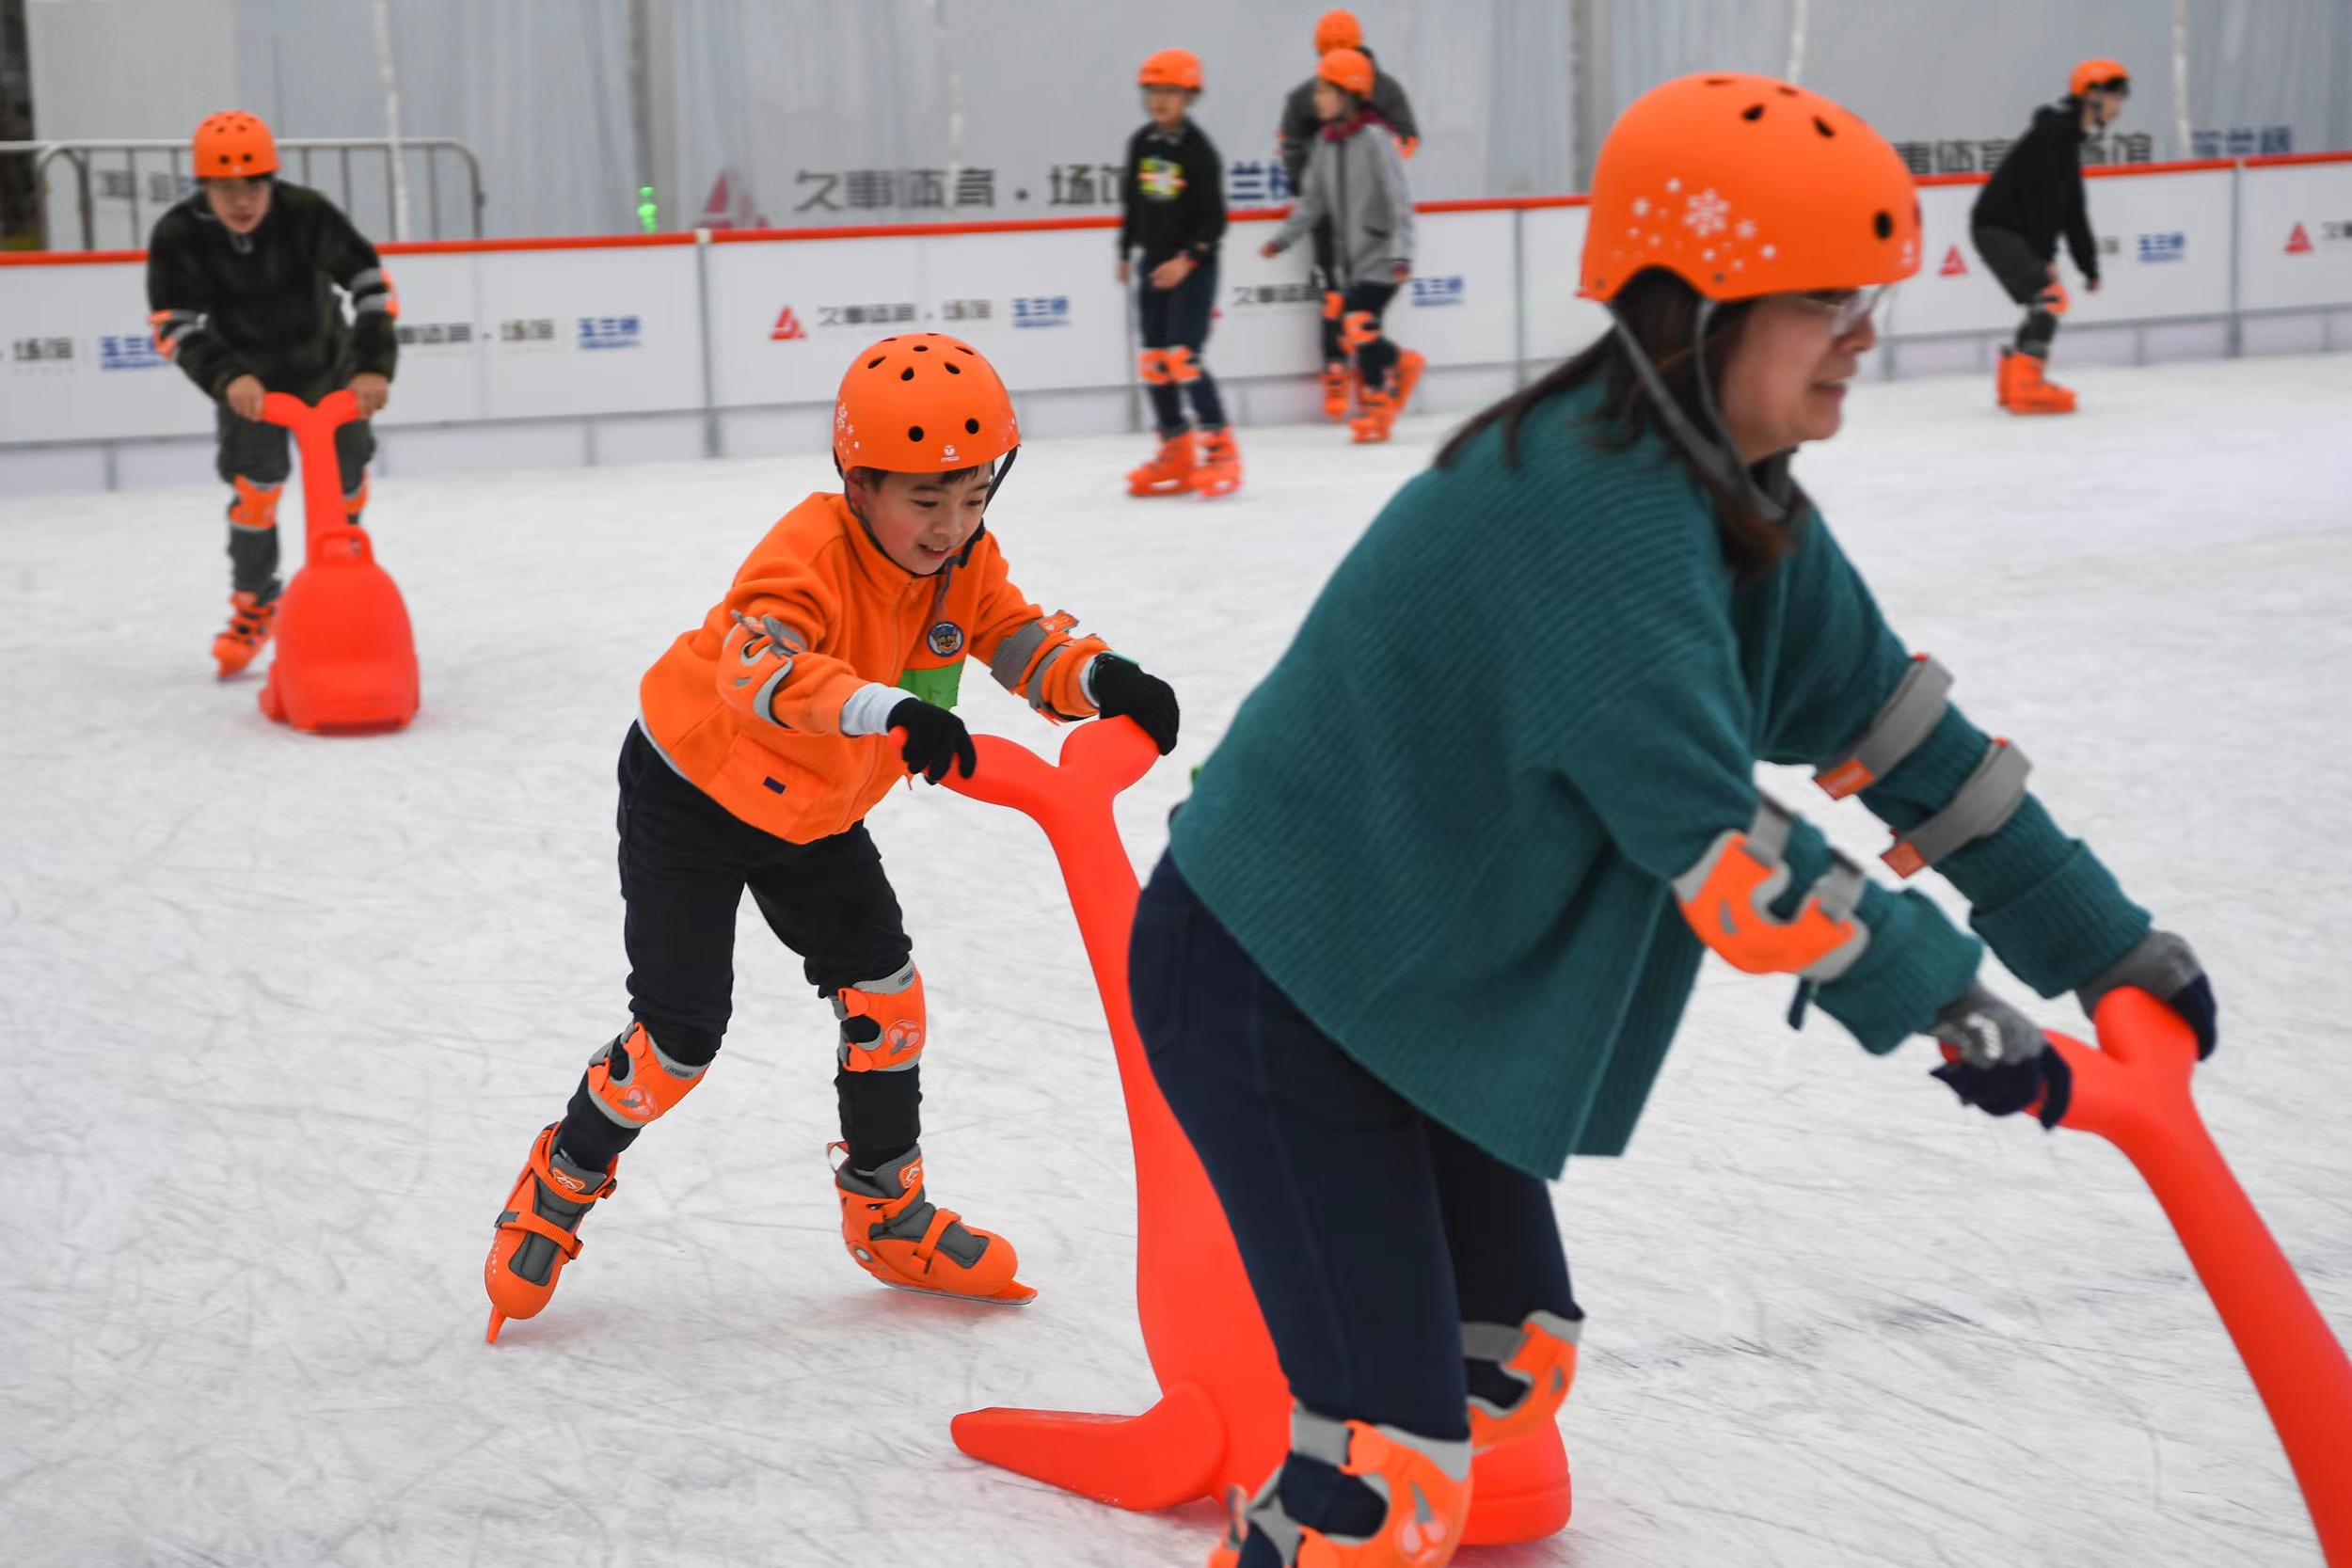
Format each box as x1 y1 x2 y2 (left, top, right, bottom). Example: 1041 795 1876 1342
484 334 1180 1339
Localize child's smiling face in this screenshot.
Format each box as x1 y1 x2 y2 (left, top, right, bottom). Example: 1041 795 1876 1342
850 466 993 575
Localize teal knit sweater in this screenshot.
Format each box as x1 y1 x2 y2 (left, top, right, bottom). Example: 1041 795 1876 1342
1168 392 2151 1178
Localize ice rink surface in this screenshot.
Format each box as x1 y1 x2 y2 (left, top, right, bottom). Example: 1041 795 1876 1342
5 353 2351 1567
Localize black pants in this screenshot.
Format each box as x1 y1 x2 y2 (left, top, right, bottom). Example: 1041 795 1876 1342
215 401 376 594
1130 854 1579 1442
1136 260 1228 436
1311 217 1346 366
1971 223 2061 358
553 725 921 1174
1339 279 1402 392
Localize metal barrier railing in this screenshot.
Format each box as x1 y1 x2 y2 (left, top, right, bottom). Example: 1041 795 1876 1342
0 137 485 249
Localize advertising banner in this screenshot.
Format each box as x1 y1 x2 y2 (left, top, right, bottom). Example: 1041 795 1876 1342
2239 163 2352 313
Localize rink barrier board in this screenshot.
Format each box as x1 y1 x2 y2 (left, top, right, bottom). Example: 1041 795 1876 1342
2 159 2347 465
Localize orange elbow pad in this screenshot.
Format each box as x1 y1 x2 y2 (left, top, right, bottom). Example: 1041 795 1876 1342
718 612 807 726
1671 800 1871 982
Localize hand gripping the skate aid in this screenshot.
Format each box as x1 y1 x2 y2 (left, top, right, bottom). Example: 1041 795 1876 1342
485 333 1179 1341
1122 71 2344 1568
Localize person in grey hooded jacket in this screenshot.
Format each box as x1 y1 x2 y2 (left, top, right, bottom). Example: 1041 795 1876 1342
1263 47 1422 443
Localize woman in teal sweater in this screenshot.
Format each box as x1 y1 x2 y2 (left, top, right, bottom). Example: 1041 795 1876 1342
1132 72 2217 1568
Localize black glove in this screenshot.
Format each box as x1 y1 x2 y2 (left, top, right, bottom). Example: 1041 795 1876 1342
2076 929 2216 1059
887 697 977 784
1927 981 2072 1128
1090 656 1180 755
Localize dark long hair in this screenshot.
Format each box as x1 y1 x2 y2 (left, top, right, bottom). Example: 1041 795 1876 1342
1435 269 1802 580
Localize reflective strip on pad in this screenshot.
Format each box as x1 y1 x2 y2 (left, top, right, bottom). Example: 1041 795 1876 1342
1883 738 2031 878
989 619 1053 691
1816 654 1953 800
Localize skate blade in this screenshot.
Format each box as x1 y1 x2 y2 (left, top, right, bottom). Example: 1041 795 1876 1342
875 1275 1039 1307
485 1309 508 1343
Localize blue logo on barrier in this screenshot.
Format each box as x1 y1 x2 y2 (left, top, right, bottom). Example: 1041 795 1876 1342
1011 296 1071 328
1409 276 1466 306
2137 232 2186 264
98 333 166 371
577 315 644 349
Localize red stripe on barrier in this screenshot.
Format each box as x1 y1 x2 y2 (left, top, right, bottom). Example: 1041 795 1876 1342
3 155 2344 266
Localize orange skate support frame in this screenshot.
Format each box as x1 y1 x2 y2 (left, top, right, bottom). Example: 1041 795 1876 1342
942 718 1572 1542
255 389 419 734
2042 990 2352 1564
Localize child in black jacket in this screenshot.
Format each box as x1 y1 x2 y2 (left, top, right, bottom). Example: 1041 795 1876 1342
1972 58 2129 414
1119 49 1240 499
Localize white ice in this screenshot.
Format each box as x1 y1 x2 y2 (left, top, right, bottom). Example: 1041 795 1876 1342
4 353 2350 1568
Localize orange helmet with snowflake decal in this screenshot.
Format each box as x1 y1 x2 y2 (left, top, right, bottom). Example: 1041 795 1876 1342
833 333 1019 475
1580 71 1921 304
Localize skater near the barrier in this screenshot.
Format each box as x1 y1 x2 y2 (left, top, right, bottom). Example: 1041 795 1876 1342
145 111 397 675
1972 57 2130 414
1261 48 1422 446
484 335 1180 1340
1141 72 2216 1567
1276 9 1417 422
1120 48 1241 499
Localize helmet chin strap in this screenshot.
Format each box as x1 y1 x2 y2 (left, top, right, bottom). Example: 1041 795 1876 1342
838 447 1021 573
1606 301 1790 527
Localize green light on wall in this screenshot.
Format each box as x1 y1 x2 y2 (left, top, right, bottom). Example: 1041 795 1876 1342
637 185 659 233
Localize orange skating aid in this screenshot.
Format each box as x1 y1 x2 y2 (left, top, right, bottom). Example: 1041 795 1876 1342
1128 431 1199 496
834 1144 1034 1304
940 721 1570 1544
253 389 419 732
484 1123 617 1343
1190 429 1244 498
212 589 279 677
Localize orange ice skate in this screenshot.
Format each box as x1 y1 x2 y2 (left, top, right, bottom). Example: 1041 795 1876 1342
484 1123 618 1342
1321 362 1354 422
1128 431 1199 496
1998 348 2076 414
834 1144 1035 1304
212 589 278 677
1351 388 1398 445
1190 428 1244 498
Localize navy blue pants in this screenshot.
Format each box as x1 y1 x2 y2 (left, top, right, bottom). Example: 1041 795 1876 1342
1136 260 1228 436
1130 853 1579 1442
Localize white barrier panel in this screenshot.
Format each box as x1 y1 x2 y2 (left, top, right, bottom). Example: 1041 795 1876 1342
1519 204 1611 364
1895 170 2234 338
0 261 213 443
5 165 2350 455
2240 163 2352 312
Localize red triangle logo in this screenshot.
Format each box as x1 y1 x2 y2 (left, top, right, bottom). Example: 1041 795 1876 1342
2285 222 2313 255
770 306 807 341
1939 244 1968 277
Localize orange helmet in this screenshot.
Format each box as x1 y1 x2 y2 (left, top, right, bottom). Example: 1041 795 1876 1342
1138 48 1202 91
2070 57 2129 97
833 334 1019 475
193 111 278 179
1314 8 1363 54
1317 48 1375 100
1580 71 1921 303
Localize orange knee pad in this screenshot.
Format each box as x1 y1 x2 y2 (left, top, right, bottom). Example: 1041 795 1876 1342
342 476 370 518
834 961 927 1073
228 477 282 531
1341 309 1380 352
1466 1310 1581 1451
584 1021 707 1129
1163 344 1201 383
1322 289 1345 321
1137 348 1171 385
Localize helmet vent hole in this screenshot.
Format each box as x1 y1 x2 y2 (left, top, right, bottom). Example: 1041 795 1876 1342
964 419 980 435
866 357 884 369
1704 75 1732 86
907 425 925 442
899 368 915 381
1872 210 1894 239
1741 103 1764 121
944 361 961 374
954 344 974 355
914 344 929 352
1776 85 1798 97
1814 116 1836 137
